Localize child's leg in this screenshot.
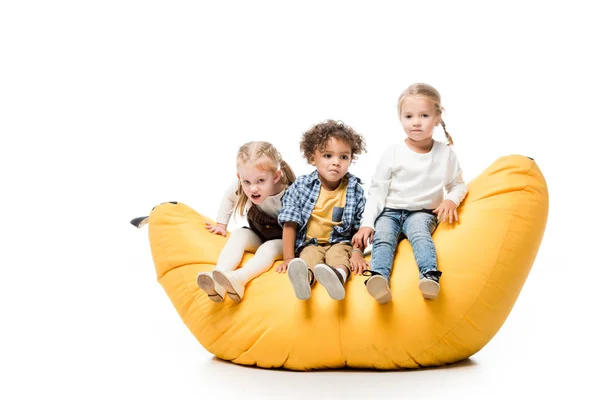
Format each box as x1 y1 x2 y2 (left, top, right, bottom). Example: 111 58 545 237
370 209 403 281
314 243 352 300
366 209 404 304
402 212 438 276
214 228 262 273
211 229 265 302
324 243 352 278
288 245 324 300
299 245 326 274
229 239 282 283
200 228 262 302
403 211 441 299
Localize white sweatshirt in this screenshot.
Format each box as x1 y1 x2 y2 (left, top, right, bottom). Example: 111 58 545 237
215 180 285 225
361 140 468 229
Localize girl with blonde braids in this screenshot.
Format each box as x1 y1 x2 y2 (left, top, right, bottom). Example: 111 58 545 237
353 83 468 304
197 141 296 302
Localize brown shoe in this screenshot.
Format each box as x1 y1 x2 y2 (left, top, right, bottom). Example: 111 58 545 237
314 264 346 300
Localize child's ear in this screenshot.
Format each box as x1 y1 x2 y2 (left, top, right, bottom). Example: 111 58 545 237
273 170 282 183
236 173 240 180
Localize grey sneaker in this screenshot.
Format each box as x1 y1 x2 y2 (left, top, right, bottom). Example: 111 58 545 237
314 264 346 300
418 270 442 300
288 258 312 300
363 270 392 304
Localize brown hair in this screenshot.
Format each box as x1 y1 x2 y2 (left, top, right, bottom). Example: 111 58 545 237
397 83 454 146
234 141 296 216
300 119 366 163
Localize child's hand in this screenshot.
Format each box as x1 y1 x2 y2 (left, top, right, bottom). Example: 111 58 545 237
205 222 227 236
350 252 369 275
352 227 374 248
433 200 458 224
275 258 293 273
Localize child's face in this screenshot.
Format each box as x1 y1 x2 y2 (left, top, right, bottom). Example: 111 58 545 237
237 162 281 205
399 95 441 145
311 137 352 191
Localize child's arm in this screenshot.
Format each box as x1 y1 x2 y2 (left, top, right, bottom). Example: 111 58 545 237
351 181 374 249
276 222 298 273
276 182 302 272
352 227 374 251
206 180 238 236
350 245 369 275
361 148 394 228
435 150 468 224
350 182 370 274
205 222 228 236
358 148 393 242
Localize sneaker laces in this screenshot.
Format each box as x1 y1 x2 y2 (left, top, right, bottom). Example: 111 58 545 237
362 270 384 277
422 270 442 282
361 270 385 286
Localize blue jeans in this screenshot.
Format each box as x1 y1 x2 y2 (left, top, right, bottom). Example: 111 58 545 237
370 208 438 281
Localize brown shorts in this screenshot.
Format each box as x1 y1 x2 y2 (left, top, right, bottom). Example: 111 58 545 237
298 242 352 272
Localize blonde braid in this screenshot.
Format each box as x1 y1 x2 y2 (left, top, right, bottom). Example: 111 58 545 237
440 119 454 146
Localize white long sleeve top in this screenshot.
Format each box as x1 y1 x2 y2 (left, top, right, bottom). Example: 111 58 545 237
361 140 468 229
215 180 285 225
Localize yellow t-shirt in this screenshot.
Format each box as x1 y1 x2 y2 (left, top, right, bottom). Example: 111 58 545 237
306 178 348 244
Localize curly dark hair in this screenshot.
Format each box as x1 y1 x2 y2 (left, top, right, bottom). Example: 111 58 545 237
300 119 366 162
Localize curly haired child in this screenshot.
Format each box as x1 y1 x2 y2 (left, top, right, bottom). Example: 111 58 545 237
276 120 368 301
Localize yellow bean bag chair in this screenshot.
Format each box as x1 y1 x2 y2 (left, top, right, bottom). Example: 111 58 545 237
134 155 548 370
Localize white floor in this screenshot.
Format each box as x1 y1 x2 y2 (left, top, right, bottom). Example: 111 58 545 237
2 1 599 398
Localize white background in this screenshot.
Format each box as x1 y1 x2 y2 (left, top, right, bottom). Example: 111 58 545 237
1 1 598 398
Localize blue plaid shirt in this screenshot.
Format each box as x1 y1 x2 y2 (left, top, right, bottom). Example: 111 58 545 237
278 170 365 254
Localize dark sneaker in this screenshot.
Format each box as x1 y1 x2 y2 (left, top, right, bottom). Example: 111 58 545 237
363 270 392 304
314 264 346 300
288 258 312 300
418 270 442 300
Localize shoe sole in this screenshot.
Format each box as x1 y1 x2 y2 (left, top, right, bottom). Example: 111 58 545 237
196 274 224 302
314 265 345 300
418 279 440 300
366 276 392 304
288 259 311 300
213 271 242 302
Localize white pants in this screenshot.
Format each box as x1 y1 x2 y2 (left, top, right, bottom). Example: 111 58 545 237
214 228 282 284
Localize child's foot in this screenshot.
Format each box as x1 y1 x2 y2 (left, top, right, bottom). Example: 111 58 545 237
288 258 312 300
213 271 245 302
314 264 346 300
364 271 392 304
196 272 225 302
418 270 442 300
